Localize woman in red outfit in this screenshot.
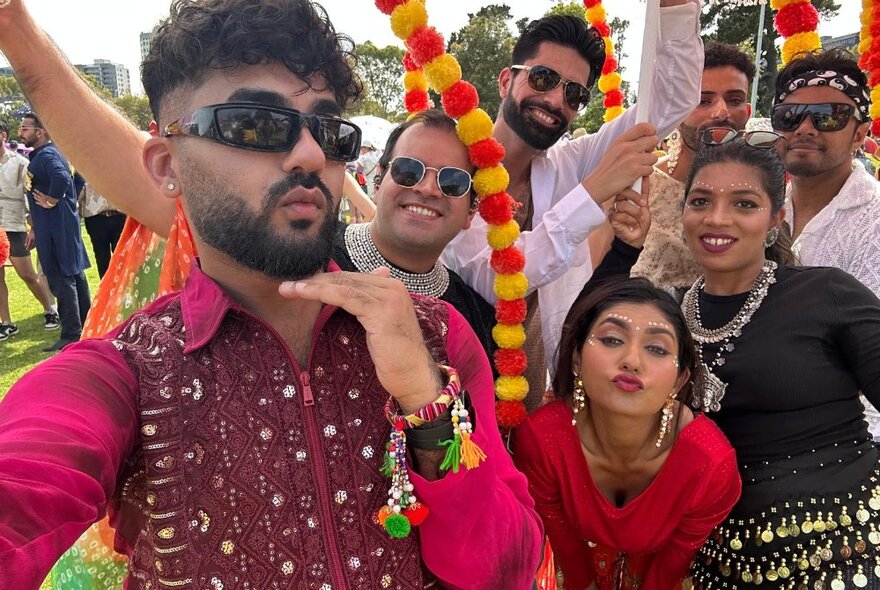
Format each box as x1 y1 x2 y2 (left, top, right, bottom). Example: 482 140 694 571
515 278 741 590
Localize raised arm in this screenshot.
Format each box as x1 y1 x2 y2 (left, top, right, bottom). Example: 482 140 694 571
0 0 174 236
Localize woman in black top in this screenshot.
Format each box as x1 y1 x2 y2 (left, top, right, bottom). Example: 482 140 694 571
665 135 880 589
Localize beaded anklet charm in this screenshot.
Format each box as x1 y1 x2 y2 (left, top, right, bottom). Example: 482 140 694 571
378 414 429 538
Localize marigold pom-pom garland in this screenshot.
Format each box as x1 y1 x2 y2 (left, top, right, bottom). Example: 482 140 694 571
584 0 624 122
860 0 880 135
375 0 531 428
771 0 822 65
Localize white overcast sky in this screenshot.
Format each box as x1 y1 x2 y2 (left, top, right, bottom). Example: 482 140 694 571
0 0 860 96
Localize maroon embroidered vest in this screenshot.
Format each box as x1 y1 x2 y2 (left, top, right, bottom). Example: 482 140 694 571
110 296 449 589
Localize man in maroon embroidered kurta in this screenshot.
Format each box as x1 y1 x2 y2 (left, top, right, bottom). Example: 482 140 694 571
0 0 542 588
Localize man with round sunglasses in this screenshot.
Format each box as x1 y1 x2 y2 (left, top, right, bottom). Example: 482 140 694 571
444 2 704 402
0 1 543 587
772 48 880 441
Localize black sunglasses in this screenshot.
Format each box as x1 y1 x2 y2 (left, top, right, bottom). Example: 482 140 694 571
771 103 863 133
510 64 591 111
163 103 362 162
389 156 473 198
701 127 785 149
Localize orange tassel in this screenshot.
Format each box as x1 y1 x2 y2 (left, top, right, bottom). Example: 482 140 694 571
460 431 487 469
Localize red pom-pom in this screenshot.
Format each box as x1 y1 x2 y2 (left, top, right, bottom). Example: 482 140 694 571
402 51 419 72
869 69 880 88
601 55 618 75
774 2 819 38
375 0 405 15
583 0 602 7
594 22 611 38
479 192 515 225
603 93 624 108
491 246 526 275
873 119 880 138
496 298 528 324
495 348 528 376
496 400 528 429
871 20 880 38
441 81 480 119
469 138 506 169
407 26 445 67
403 502 429 526
405 89 431 114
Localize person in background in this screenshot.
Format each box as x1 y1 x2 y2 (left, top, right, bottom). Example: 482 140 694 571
79 179 126 278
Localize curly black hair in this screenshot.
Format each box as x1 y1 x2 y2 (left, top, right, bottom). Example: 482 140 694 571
142 0 362 124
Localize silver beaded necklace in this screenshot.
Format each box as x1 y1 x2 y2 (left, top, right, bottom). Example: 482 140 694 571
682 260 777 412
344 223 450 298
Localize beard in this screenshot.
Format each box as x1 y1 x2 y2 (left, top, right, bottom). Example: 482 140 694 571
502 95 569 150
184 166 340 281
679 118 741 152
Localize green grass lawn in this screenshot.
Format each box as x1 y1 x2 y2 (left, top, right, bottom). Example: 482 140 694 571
0 228 101 399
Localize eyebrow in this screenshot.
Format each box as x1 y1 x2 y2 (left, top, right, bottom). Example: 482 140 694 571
688 187 764 198
226 88 287 107
598 317 676 339
311 98 343 117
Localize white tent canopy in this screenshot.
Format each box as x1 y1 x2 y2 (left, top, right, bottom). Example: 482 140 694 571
351 115 396 151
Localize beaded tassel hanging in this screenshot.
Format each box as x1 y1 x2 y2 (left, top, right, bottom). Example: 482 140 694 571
859 0 880 136
374 0 530 429
583 0 625 122
378 413 429 539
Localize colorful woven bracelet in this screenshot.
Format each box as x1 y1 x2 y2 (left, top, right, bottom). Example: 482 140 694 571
388 365 461 428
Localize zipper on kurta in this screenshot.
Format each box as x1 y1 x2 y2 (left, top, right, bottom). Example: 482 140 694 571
301 371 314 406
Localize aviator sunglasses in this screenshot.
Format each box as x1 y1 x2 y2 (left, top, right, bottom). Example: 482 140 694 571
510 64 591 111
162 103 362 161
388 156 473 198
770 103 863 133
701 127 785 149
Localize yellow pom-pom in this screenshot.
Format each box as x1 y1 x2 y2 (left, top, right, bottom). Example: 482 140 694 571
473 166 509 197
585 5 606 25
493 324 526 350
424 54 462 94
403 70 428 93
495 272 528 301
604 106 625 122
604 37 614 55
770 0 806 9
487 221 520 250
495 376 529 402
871 102 880 121
860 38 872 55
456 109 494 146
781 32 821 65
390 0 428 41
597 72 622 94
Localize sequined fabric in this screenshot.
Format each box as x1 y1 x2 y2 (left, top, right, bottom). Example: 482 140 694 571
110 296 449 589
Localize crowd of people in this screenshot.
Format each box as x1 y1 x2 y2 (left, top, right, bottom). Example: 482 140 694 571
0 0 877 588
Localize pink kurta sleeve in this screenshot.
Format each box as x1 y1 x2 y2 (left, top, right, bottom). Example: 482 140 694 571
642 448 741 590
0 340 138 588
410 305 543 590
513 417 595 590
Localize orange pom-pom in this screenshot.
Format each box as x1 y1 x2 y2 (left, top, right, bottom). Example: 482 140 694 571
403 502 430 526
377 505 394 525
403 51 419 72
495 298 528 324
602 55 618 75
469 138 505 169
594 22 611 38
774 1 819 37
405 89 431 113
496 400 528 429
376 0 406 15
479 192 515 225
491 246 526 275
495 348 528 376
407 26 445 67
441 81 480 119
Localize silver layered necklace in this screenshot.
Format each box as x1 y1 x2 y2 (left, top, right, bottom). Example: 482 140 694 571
344 223 450 298
682 260 777 412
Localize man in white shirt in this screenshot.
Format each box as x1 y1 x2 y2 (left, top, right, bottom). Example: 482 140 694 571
772 48 880 438
0 123 58 339
443 1 704 395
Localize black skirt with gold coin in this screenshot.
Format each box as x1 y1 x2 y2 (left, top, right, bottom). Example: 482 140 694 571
691 440 880 589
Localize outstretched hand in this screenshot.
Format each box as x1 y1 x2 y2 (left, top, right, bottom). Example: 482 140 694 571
278 268 442 413
608 175 651 249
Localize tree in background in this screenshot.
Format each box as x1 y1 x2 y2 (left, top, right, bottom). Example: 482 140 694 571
700 0 840 117
448 4 517 119
113 95 152 130
353 41 406 121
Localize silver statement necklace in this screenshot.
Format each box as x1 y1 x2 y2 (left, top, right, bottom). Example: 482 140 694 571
682 260 777 412
344 223 450 298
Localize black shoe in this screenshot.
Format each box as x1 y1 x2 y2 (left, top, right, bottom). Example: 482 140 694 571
44 311 60 330
42 339 74 353
0 323 18 340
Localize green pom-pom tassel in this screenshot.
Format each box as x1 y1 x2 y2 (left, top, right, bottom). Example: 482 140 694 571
438 434 462 473
380 450 395 477
384 512 412 538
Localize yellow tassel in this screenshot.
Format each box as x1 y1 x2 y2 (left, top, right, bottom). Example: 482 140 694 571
460 431 486 469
